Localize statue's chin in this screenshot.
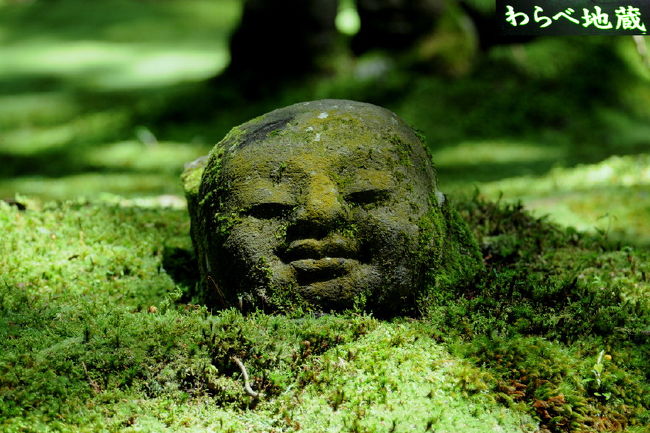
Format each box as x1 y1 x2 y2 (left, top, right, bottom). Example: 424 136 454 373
257 258 419 311
290 263 381 308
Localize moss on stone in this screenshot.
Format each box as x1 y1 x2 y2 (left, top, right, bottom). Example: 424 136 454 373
183 99 482 315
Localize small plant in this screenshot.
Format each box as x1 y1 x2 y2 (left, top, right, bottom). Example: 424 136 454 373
588 350 613 401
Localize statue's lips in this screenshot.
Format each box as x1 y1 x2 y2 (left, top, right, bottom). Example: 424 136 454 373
281 236 358 263
290 257 358 281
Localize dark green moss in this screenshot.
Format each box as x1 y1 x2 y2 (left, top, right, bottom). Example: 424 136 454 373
421 194 650 432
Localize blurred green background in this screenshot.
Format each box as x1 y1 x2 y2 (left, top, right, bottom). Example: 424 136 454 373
1 0 649 245
1 3 649 432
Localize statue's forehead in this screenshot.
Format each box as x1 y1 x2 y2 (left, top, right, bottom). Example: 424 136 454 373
227 100 414 151
229 134 382 162
222 133 405 182
224 110 416 171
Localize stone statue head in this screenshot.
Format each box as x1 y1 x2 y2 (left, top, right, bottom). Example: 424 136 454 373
183 100 481 316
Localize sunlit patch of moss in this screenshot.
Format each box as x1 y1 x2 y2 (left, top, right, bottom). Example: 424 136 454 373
0 200 188 307
0 92 78 129
1 110 130 156
269 321 537 433
0 0 243 205
85 141 210 174
434 140 568 167
0 0 241 91
0 174 187 202
478 154 650 245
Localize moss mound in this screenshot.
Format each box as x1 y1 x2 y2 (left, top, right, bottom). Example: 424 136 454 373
423 196 650 433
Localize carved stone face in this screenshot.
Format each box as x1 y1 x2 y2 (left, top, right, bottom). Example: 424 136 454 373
183 100 480 315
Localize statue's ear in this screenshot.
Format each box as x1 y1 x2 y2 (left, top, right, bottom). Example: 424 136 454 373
181 156 209 296
181 155 209 221
434 198 484 290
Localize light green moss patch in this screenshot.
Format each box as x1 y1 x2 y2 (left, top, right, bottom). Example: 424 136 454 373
476 154 650 246
269 322 537 433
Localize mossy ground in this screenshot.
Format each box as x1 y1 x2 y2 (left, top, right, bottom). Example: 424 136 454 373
2 197 648 432
1 0 649 431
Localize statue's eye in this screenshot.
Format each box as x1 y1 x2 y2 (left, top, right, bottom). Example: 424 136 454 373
244 202 294 219
345 188 390 206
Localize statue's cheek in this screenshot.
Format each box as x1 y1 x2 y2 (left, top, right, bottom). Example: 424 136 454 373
223 218 286 262
355 208 420 249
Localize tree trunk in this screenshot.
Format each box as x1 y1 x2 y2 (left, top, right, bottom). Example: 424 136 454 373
225 0 339 91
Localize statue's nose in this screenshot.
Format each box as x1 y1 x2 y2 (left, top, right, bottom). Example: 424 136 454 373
294 173 344 229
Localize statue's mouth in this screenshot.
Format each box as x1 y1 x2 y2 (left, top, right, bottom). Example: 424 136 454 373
280 236 359 283
281 236 357 260
290 257 359 283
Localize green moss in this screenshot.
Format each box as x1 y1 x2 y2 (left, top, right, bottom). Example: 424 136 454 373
388 135 414 167
2 196 649 432
268 321 537 433
415 195 484 308
212 210 241 239
420 195 650 432
180 159 205 199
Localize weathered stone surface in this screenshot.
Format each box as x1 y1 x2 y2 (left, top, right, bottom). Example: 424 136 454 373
182 100 482 315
